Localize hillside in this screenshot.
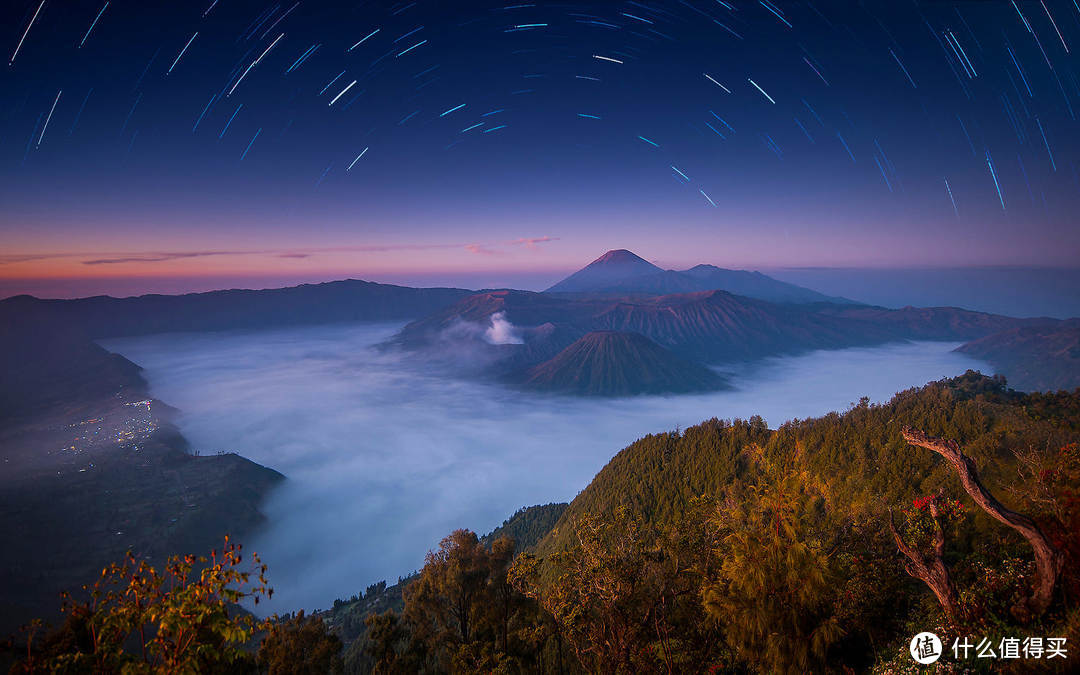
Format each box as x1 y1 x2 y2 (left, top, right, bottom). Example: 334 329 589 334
327 372 1080 674
533 371 1078 557
0 421 283 635
957 320 1080 392
324 502 568 668
523 331 727 396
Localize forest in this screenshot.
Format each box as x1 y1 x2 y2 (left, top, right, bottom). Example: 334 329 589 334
5 372 1078 673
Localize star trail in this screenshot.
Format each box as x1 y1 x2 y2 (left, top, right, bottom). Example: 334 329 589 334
1 0 1079 290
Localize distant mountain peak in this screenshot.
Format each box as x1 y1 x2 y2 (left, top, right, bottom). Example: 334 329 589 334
594 249 651 264
546 250 663 293
545 250 857 305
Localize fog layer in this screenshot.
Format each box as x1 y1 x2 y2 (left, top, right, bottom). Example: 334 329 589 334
103 324 987 614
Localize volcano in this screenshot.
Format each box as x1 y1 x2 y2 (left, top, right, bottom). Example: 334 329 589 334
523 330 727 396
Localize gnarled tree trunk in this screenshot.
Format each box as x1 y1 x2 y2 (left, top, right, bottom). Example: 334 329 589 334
901 427 1064 621
888 500 959 620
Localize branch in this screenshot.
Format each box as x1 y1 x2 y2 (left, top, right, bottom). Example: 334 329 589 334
888 509 958 620
901 427 1064 620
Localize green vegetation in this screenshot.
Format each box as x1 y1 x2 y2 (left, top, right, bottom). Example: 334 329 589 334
9 372 1080 673
349 371 1080 673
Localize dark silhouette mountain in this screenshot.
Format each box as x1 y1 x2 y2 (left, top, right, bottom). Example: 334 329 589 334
545 250 664 293
957 320 1080 392
545 249 854 304
523 331 727 396
0 279 473 340
0 317 144 422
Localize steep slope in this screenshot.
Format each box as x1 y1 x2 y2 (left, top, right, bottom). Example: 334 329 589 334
523 331 727 396
588 290 897 362
534 372 1079 557
545 249 663 293
479 503 570 549
957 320 1080 392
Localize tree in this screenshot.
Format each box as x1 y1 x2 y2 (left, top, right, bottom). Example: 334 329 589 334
510 506 710 674
899 427 1065 622
887 491 963 620
12 537 270 674
257 610 342 674
699 471 844 675
360 610 421 674
404 529 490 650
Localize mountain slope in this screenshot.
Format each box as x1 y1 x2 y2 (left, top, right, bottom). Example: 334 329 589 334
678 264 854 304
534 372 1078 557
523 331 727 396
545 249 853 304
588 290 895 362
957 320 1080 392
391 287 1039 392
816 304 1051 340
545 250 663 293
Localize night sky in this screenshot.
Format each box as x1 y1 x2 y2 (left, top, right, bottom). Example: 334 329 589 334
2 0 1079 296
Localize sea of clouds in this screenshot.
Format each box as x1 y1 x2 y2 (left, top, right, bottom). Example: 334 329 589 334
103 323 988 614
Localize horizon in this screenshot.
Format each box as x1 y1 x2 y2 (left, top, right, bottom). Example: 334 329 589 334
3 0 1079 292
5 251 1080 320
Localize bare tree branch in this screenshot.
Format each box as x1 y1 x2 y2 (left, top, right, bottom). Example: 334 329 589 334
901 427 1064 620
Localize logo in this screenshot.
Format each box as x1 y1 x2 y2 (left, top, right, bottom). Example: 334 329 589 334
910 632 943 664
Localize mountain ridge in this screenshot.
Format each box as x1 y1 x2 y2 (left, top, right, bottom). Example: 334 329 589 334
545 249 856 304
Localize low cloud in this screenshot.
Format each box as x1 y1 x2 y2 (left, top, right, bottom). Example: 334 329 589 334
101 327 985 616
83 251 240 265
465 244 500 256
505 236 559 248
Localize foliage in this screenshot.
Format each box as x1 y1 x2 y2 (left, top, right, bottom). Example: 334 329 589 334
897 492 966 553
700 468 844 674
510 506 724 673
257 610 343 674
360 530 562 674
480 503 569 551
11 537 270 674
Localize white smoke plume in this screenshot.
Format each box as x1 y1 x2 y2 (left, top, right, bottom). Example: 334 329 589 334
484 311 523 345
